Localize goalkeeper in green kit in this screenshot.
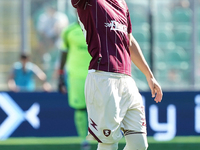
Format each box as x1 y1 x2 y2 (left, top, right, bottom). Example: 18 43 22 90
58 21 91 150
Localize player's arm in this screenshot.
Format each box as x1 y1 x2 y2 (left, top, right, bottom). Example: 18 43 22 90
58 28 69 94
32 65 51 92
128 33 163 103
58 50 68 94
59 51 67 71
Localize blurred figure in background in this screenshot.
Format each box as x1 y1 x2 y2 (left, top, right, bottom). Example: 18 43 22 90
37 5 69 89
8 54 51 92
58 21 91 150
37 5 69 50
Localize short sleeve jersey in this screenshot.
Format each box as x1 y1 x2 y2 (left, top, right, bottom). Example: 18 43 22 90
71 0 132 76
61 23 91 78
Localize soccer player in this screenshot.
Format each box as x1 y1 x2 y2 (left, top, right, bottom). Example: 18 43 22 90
8 54 51 92
71 0 163 150
58 22 91 150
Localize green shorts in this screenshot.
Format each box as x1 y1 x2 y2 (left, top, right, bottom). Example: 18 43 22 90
67 77 86 109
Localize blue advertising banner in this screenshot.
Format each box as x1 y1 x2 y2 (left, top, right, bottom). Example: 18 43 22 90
143 91 200 141
0 91 200 141
0 92 76 140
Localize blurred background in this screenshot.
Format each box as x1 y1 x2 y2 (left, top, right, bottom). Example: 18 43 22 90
0 0 200 91
0 0 200 150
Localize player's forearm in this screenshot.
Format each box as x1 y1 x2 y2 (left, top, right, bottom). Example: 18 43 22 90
129 35 154 79
59 51 67 70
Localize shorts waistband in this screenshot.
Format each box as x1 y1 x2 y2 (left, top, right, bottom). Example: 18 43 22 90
88 69 130 78
88 69 96 73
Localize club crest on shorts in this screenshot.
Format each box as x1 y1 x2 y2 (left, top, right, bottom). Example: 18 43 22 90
103 129 111 137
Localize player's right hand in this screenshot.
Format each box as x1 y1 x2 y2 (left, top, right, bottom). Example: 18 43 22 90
146 76 163 103
58 74 67 94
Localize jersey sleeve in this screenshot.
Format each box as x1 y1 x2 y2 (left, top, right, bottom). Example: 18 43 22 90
127 10 132 34
71 0 89 9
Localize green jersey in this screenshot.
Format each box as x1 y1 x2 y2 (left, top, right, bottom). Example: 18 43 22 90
61 23 91 78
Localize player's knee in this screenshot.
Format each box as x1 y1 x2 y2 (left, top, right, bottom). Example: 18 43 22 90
124 141 148 150
124 143 148 150
97 143 118 150
124 133 148 150
136 142 148 150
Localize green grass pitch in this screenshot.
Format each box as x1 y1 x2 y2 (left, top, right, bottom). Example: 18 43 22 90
0 136 200 150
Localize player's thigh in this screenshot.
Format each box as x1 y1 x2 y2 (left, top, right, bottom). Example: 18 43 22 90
85 72 124 143
68 77 86 109
122 105 146 133
122 77 147 133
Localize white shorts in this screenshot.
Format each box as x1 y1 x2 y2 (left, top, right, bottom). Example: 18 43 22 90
85 70 147 143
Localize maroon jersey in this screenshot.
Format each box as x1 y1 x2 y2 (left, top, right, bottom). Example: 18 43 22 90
71 0 132 76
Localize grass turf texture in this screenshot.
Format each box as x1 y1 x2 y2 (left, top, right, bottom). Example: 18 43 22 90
0 136 200 150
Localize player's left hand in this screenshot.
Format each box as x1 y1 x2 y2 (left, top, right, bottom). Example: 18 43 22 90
146 77 163 103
